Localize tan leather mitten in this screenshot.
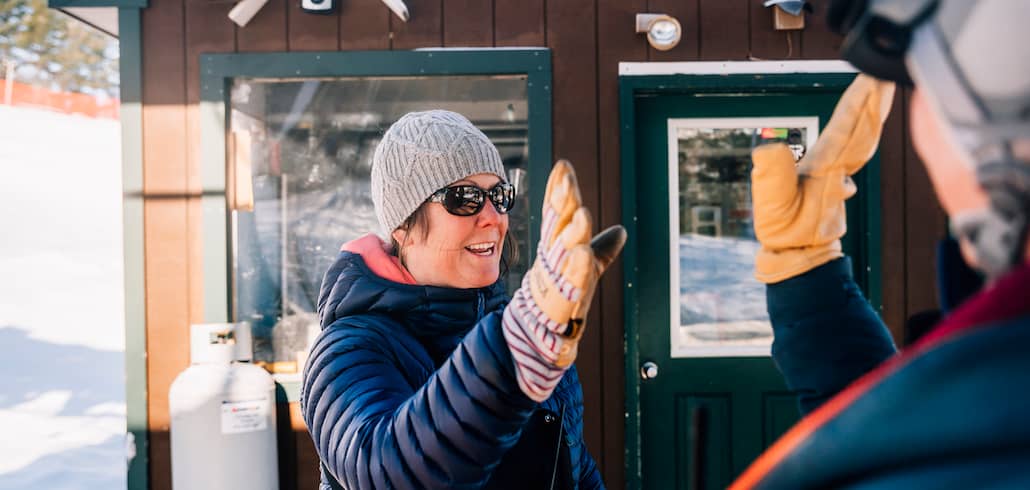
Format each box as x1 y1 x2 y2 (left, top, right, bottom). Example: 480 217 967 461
502 160 627 401
752 74 895 283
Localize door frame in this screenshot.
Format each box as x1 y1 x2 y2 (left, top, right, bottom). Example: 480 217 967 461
618 61 883 488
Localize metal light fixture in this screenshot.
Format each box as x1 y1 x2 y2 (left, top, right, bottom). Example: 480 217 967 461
636 13 682 51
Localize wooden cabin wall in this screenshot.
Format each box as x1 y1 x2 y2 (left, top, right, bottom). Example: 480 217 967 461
138 0 947 488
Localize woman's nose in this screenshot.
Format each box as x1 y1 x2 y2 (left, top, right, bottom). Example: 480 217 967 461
477 200 502 226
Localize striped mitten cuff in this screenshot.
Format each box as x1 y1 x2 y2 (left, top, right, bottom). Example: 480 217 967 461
502 275 578 402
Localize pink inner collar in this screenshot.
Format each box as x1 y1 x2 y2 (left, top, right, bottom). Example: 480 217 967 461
341 233 417 285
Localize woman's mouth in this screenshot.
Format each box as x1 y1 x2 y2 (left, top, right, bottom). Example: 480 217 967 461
465 242 496 257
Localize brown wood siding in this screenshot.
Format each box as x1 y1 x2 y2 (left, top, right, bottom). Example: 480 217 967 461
698 0 749 60
288 0 340 51
547 0 602 460
392 0 443 49
340 0 390 50
800 0 843 59
494 0 544 46
596 2 646 486
238 0 288 52
139 0 946 488
879 88 908 341
749 0 801 60
141 0 186 489
443 0 493 47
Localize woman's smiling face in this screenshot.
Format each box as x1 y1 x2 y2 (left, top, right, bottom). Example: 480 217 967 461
392 173 509 289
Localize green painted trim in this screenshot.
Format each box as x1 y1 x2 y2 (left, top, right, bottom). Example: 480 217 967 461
275 381 301 404
525 51 552 253
199 49 551 102
118 6 148 490
618 72 884 489
200 95 230 323
200 49 553 401
616 73 856 94
49 0 146 8
618 76 642 490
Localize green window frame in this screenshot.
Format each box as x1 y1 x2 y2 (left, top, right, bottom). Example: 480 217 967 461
199 49 553 401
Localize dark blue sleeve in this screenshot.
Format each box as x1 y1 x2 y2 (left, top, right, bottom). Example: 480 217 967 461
579 450 604 489
300 311 536 489
766 257 898 415
564 367 603 489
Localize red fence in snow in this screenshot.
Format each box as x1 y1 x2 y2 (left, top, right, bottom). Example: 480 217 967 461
0 80 119 119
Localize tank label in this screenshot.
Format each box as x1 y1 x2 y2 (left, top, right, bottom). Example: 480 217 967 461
221 397 269 434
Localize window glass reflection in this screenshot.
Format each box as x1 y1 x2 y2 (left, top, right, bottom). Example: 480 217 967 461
671 119 815 357
230 76 530 373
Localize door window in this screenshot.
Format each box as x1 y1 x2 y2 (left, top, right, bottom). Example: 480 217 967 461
668 117 818 358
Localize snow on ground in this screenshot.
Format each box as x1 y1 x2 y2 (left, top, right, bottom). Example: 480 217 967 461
0 105 126 489
676 233 772 354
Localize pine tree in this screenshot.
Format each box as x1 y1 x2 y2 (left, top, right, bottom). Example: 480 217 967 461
0 0 118 97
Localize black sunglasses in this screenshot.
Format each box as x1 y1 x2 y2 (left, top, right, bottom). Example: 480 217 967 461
427 182 516 216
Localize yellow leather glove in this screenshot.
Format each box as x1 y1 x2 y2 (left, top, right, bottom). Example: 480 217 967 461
502 160 627 401
751 74 895 284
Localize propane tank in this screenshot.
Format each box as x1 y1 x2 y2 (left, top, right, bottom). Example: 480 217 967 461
169 322 278 490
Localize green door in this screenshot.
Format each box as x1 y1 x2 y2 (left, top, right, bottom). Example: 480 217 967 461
621 73 881 489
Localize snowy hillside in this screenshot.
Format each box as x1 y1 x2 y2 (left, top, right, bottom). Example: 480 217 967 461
0 105 126 489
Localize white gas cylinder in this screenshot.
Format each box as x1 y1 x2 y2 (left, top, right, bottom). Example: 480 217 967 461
169 322 278 490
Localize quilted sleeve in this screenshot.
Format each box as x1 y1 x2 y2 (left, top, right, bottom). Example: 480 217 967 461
301 311 536 489
578 450 604 489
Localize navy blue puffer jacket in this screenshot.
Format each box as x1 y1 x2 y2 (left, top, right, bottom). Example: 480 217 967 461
300 247 603 489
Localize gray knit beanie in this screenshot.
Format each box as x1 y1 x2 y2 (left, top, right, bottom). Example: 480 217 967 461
371 110 506 235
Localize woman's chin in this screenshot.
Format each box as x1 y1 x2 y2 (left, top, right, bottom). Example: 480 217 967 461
460 265 500 288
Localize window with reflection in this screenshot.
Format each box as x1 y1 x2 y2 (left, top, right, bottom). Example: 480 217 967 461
229 76 530 374
668 117 817 357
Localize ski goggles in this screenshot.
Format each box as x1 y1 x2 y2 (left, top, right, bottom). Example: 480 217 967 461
427 182 516 216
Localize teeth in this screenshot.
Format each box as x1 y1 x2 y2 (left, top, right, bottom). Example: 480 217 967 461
466 242 494 254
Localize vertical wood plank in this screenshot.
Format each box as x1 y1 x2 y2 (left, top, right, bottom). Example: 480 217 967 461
749 2 801 60
275 402 298 490
149 432 172 490
340 0 391 50
547 0 604 468
276 402 318 490
647 0 700 61
443 0 492 47
290 403 321 490
800 0 842 59
237 0 288 52
698 0 749 60
903 88 948 323
391 0 443 49
141 0 189 487
494 0 544 46
598 1 647 485
142 0 189 196
288 0 341 51
143 201 189 490
879 89 907 343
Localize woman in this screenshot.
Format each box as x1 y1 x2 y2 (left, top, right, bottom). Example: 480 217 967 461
301 110 624 489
